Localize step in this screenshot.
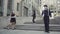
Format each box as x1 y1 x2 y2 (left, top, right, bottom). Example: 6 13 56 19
0 30 60 34
2 24 60 32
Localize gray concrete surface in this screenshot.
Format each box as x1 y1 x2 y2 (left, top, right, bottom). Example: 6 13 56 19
0 16 60 34
0 17 41 27
0 16 60 28
24 16 60 24
1 24 60 32
0 29 60 34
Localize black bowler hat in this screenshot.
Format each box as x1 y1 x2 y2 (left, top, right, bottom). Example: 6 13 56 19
44 5 48 7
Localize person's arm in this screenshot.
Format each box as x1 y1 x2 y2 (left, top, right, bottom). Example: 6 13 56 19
13 13 16 18
32 11 34 16
14 15 16 18
49 10 52 17
42 10 44 15
8 15 11 21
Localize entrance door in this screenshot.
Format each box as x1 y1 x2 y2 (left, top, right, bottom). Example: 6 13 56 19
24 6 28 17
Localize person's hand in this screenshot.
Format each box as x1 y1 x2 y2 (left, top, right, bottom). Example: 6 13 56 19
31 15 33 16
50 15 52 17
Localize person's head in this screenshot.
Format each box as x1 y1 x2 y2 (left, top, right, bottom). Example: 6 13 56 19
43 5 48 10
44 5 48 7
11 12 15 16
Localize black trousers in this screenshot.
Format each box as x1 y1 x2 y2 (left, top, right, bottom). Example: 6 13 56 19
44 16 49 32
32 17 36 23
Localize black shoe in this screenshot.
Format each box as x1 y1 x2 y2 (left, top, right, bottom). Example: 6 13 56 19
45 31 50 33
33 22 35 23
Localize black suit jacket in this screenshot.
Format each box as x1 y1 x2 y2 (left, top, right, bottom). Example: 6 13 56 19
42 9 51 17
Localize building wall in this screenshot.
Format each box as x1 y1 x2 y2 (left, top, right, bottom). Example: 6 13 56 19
2 0 8 16
1 0 60 17
0 0 41 17
21 0 41 17
0 0 21 16
11 0 22 16
41 0 58 17
56 0 60 16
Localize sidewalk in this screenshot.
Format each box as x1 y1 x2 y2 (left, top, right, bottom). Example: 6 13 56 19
0 29 60 34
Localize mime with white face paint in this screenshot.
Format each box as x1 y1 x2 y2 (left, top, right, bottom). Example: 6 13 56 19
42 5 51 33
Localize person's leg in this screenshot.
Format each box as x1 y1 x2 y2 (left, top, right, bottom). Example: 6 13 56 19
46 17 49 32
32 17 34 23
44 19 47 32
7 23 12 29
45 18 49 33
45 23 49 32
45 22 49 32
47 19 49 32
11 22 16 30
32 17 35 23
44 17 48 32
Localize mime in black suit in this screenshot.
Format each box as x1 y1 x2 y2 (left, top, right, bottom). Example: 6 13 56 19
42 5 51 33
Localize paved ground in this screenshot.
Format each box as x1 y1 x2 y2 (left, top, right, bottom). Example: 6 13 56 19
0 29 60 34
2 24 60 32
0 16 60 34
0 16 60 31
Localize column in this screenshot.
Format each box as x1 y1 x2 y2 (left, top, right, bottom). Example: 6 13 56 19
19 0 22 17
22 0 25 17
56 0 58 16
21 0 23 17
3 0 8 16
29 0 33 17
12 0 17 15
28 0 32 17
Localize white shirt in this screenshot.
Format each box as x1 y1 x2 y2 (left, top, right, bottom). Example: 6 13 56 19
8 15 16 20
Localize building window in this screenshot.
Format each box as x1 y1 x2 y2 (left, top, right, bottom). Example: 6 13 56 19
17 3 19 11
35 0 39 4
7 0 12 16
24 6 28 17
0 0 3 16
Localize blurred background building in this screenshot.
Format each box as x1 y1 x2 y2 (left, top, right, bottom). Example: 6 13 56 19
0 0 60 17
0 0 41 17
0 0 60 28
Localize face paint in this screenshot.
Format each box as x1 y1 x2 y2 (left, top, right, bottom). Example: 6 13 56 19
44 7 48 10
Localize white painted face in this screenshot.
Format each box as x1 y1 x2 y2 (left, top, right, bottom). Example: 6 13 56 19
44 7 48 10
42 7 48 10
